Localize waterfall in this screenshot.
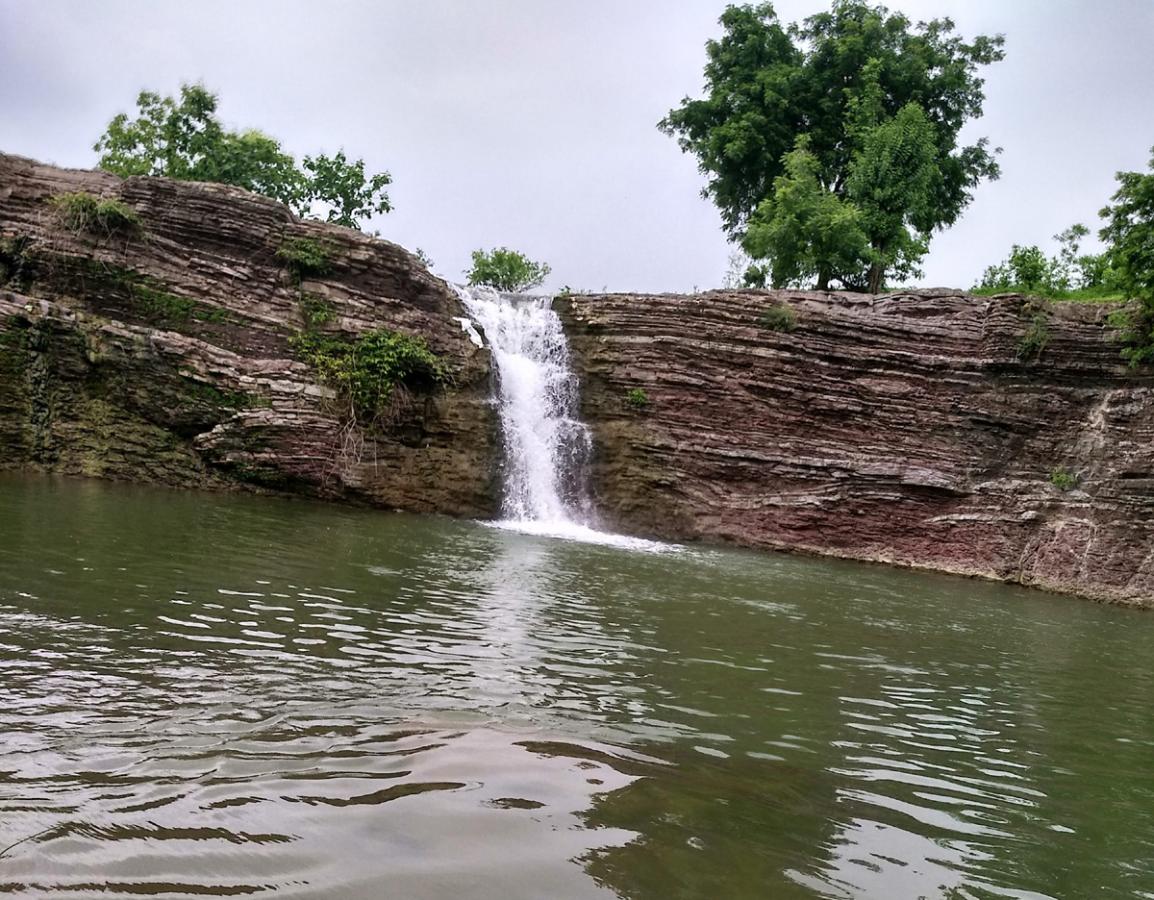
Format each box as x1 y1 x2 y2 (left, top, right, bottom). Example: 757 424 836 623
457 286 593 524
457 286 670 552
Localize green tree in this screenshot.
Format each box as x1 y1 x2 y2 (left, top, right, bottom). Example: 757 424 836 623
301 150 392 229
660 1 1004 290
1100 147 1154 365
466 248 551 292
1100 148 1154 304
94 83 390 230
1051 224 1089 291
846 101 938 292
978 245 1050 293
742 138 869 289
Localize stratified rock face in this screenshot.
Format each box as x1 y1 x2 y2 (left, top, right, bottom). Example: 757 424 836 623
559 290 1154 607
0 154 498 515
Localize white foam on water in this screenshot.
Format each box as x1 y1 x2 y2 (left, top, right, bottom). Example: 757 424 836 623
456 285 677 555
483 517 680 554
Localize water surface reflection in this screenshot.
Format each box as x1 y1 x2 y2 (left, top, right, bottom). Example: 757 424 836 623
1 474 1153 898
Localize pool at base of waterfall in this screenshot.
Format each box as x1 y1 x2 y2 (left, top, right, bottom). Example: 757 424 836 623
2 472 1153 899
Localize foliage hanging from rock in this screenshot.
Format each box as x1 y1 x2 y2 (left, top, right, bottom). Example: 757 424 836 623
292 328 447 424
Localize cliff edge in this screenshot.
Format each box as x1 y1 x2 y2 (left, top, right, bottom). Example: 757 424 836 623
5 154 1154 606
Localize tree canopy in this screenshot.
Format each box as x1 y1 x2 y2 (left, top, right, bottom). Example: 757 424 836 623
1099 147 1154 365
660 1 1004 290
1100 148 1154 307
94 84 391 230
466 248 551 293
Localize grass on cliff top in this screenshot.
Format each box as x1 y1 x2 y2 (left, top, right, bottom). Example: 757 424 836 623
969 285 1126 304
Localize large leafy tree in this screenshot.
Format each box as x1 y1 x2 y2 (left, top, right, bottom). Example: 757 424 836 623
94 84 391 230
742 137 869 289
660 1 1004 290
300 150 392 229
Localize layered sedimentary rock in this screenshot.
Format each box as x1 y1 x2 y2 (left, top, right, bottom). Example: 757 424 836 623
559 290 1154 607
5 155 1153 606
0 153 497 515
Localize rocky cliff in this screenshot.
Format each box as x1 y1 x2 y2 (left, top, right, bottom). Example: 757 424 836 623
0 154 497 515
559 290 1154 607
4 155 1153 606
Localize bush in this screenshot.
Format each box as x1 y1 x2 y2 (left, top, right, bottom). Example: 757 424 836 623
277 237 332 281
625 387 649 410
1017 311 1050 361
50 192 141 237
1050 468 1078 491
292 328 446 423
1107 304 1154 368
299 293 335 329
758 305 797 332
975 227 1120 300
466 247 550 292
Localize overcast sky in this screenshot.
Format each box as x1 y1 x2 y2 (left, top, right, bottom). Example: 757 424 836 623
2 1 1152 293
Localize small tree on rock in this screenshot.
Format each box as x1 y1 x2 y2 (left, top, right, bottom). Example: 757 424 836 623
466 248 551 292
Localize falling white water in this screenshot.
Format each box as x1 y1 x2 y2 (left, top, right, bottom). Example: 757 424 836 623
456 286 673 552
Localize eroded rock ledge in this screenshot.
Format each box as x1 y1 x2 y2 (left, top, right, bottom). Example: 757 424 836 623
559 290 1154 607
0 153 498 515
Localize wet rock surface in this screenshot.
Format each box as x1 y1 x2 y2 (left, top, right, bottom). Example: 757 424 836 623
559 289 1154 606
0 153 498 515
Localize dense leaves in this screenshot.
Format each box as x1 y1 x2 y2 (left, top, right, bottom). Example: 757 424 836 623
1100 148 1154 306
301 150 392 229
466 248 551 292
742 139 868 289
661 1 1004 290
292 328 445 423
977 226 1118 297
94 84 391 230
1099 148 1154 365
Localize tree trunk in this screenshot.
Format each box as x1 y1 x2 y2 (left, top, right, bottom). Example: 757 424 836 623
816 270 830 291
868 261 884 294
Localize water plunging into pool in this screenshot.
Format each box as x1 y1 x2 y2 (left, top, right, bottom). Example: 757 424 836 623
456 286 663 551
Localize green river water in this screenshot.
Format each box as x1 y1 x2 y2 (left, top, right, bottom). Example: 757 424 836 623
1 473 1152 899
